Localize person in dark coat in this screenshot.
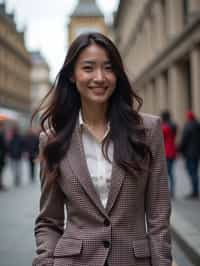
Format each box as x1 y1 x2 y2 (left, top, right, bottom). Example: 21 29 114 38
24 128 39 182
7 124 24 186
0 122 7 190
179 111 200 199
161 111 177 197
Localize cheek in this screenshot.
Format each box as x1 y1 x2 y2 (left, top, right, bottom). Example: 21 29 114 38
74 69 87 83
74 75 88 90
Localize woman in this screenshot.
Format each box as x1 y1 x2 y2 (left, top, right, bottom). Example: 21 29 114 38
33 32 172 266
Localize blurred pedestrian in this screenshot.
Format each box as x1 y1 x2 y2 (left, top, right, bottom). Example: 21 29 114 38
7 124 24 186
179 111 200 199
161 110 177 197
24 128 39 182
32 32 172 266
0 122 7 190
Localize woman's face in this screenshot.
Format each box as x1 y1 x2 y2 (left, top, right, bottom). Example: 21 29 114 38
72 43 117 105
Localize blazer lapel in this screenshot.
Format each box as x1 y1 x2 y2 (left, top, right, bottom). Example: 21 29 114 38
67 123 108 217
106 158 125 214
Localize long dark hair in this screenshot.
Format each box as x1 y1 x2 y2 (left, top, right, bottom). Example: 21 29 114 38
32 32 151 184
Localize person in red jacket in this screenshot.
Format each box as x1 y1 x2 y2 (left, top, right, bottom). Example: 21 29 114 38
161 111 177 197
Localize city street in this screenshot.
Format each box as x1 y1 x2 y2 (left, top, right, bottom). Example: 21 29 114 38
1 0 200 265
0 158 198 266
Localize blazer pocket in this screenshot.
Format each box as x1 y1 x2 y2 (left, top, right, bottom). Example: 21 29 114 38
132 238 151 258
54 238 82 257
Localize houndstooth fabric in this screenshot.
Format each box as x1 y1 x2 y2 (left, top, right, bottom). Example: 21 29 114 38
33 113 172 266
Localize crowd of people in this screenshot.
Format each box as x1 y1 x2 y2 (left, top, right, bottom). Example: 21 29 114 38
0 121 39 191
161 110 200 199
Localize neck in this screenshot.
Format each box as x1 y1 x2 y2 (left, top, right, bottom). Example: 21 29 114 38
81 102 108 128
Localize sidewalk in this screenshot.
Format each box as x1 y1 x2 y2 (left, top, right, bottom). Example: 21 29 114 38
0 159 40 266
171 158 200 266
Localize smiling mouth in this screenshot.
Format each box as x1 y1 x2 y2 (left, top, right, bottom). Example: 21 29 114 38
89 86 107 90
89 86 108 95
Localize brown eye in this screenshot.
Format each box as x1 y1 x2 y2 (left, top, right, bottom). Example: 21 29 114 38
105 64 113 71
83 65 93 71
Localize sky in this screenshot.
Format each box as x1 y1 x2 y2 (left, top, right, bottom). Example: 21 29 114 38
3 0 119 81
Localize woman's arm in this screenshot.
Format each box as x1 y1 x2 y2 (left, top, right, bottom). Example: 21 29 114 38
145 117 172 266
33 133 65 266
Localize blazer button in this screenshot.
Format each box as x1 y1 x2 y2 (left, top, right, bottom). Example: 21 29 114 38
103 240 110 248
104 219 110 227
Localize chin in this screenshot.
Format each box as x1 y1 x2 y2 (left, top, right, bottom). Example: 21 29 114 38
93 92 113 101
91 96 110 104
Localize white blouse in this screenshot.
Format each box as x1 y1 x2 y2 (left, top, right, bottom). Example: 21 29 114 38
79 112 113 208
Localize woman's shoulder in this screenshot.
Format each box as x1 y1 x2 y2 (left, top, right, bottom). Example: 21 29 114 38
139 113 163 148
139 112 161 130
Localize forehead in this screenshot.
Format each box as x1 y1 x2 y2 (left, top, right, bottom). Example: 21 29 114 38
76 43 110 63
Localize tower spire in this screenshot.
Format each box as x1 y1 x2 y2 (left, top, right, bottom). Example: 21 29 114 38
72 0 103 17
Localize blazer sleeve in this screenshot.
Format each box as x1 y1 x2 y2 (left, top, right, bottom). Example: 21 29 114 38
32 132 65 266
145 117 172 266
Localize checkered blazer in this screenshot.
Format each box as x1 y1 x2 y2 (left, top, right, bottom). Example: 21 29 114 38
33 113 172 266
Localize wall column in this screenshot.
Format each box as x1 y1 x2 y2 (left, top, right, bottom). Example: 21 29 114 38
153 0 166 52
144 18 153 63
146 82 155 115
168 63 188 127
189 0 200 11
155 73 168 114
166 0 184 38
189 0 200 21
190 46 200 118
140 28 146 69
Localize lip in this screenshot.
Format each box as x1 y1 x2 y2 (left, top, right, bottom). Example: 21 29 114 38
89 86 107 95
88 86 107 89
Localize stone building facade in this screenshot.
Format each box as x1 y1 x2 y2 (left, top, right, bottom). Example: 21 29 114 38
0 2 31 126
68 0 108 44
30 51 51 112
114 0 200 127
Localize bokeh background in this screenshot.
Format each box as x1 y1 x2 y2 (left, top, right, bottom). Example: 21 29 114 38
0 1 199 266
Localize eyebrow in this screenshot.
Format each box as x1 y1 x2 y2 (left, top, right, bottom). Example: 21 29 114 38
80 60 112 65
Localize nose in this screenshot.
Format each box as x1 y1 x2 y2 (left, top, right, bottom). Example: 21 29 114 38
93 69 105 82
